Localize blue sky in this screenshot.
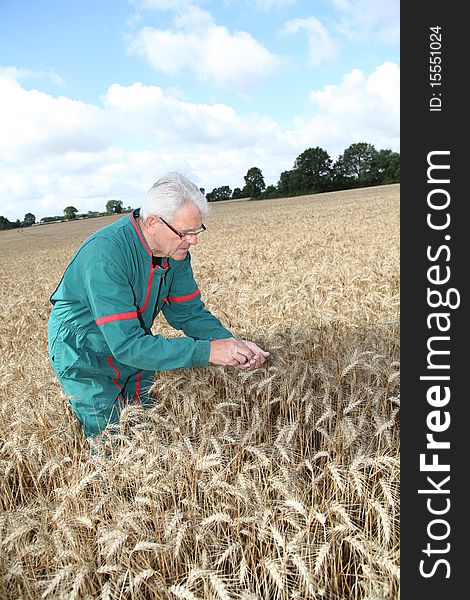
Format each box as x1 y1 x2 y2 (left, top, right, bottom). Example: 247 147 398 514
0 0 399 221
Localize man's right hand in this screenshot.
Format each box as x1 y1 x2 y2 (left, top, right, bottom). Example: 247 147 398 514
209 338 256 367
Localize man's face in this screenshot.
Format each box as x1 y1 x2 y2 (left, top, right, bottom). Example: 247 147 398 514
148 203 203 260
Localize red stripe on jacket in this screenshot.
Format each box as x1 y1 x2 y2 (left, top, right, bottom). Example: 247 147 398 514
96 311 138 325
130 213 170 317
167 288 201 303
135 372 141 405
130 212 152 257
138 260 155 316
106 356 123 392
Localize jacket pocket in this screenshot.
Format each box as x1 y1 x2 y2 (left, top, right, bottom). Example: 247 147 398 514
51 336 81 378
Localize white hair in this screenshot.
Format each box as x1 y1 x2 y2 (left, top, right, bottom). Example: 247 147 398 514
140 171 208 223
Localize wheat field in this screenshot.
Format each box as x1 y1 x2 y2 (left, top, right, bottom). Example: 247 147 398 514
0 184 399 600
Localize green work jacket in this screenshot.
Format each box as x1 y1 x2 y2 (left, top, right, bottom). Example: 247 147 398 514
49 209 233 373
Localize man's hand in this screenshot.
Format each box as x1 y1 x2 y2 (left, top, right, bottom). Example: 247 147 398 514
208 338 270 370
235 340 270 370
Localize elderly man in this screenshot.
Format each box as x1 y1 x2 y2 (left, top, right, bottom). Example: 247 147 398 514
48 172 269 441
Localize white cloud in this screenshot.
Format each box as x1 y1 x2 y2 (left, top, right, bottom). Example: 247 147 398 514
0 74 292 220
103 81 284 147
0 66 64 86
128 0 189 10
291 61 399 157
130 0 298 14
330 0 399 44
127 6 282 91
0 63 399 222
0 77 110 165
172 4 213 28
282 17 337 66
254 0 297 10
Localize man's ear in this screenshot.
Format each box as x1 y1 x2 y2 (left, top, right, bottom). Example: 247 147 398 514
145 215 160 232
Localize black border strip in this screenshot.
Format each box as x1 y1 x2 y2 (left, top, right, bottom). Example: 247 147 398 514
401 3 466 597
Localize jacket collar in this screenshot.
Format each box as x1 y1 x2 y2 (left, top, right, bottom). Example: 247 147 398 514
130 208 152 257
129 209 170 270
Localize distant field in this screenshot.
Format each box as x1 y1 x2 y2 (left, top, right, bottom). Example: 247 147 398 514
0 184 400 599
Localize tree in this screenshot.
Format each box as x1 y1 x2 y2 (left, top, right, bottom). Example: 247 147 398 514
64 206 78 220
330 155 349 190
41 215 63 223
369 149 400 184
207 186 232 202
23 213 36 227
277 169 301 197
263 184 278 199
292 147 333 194
334 143 378 188
0 216 13 230
231 187 245 200
242 167 265 199
243 167 265 198
106 199 123 214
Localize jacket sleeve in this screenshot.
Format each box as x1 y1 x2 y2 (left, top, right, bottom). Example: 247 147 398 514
83 257 211 371
162 253 234 341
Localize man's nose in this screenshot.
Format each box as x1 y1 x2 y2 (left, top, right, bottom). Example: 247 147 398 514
187 234 198 245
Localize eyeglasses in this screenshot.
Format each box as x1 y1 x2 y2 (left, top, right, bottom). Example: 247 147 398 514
159 217 206 239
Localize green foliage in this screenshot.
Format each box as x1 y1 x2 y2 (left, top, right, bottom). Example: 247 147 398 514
63 206 78 220
333 143 379 189
277 169 301 198
231 187 245 200
3 142 399 227
206 186 232 202
242 167 265 198
263 184 278 199
23 213 36 227
292 147 333 193
0 216 14 230
370 149 400 184
106 199 123 214
40 216 63 223
273 143 399 196
201 144 398 205
275 147 333 198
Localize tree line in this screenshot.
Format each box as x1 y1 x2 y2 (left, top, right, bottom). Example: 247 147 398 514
0 200 130 230
204 142 399 202
0 142 399 230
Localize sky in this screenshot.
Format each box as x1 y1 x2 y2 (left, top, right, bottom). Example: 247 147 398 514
0 0 399 222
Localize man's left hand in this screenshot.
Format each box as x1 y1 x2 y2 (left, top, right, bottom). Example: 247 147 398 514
235 340 270 370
